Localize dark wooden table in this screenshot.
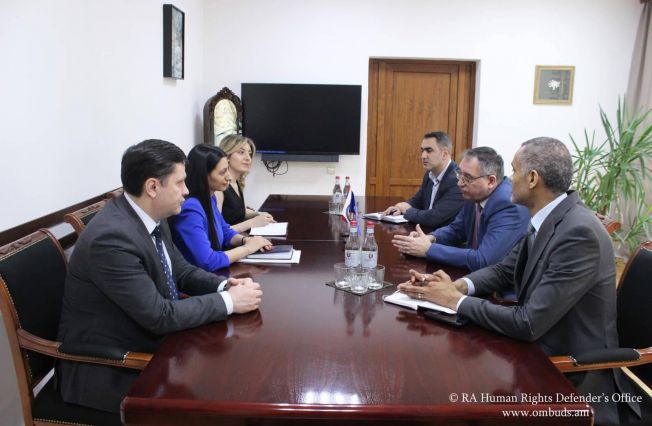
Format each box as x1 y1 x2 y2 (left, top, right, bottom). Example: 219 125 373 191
122 195 592 425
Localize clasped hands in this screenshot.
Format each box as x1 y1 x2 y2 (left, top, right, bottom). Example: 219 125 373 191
397 269 466 311
226 277 263 314
391 224 434 257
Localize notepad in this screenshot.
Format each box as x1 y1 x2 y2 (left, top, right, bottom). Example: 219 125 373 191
246 245 293 260
238 250 301 264
362 212 408 224
249 222 288 236
383 291 456 314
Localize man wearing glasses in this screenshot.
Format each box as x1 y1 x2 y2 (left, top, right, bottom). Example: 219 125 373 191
383 131 464 229
392 147 529 271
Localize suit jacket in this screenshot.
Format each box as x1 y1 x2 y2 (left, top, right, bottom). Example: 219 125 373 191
57 194 229 413
171 195 239 271
460 191 635 425
427 178 530 271
404 161 463 229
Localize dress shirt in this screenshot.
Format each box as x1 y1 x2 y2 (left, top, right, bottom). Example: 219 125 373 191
428 160 451 209
125 194 233 313
456 192 568 311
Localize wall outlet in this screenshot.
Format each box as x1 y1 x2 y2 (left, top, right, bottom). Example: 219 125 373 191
326 166 335 175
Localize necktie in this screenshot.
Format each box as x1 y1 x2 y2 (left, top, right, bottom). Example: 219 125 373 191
151 226 179 300
471 203 482 249
527 224 536 255
428 178 440 209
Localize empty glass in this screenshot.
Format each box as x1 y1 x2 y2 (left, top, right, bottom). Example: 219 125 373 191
333 263 350 288
365 265 385 290
350 269 369 294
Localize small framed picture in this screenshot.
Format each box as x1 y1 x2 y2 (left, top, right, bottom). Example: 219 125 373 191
163 4 184 79
533 66 575 105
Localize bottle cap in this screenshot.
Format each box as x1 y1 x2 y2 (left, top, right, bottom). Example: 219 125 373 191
346 176 350 178
351 220 357 226
367 221 374 228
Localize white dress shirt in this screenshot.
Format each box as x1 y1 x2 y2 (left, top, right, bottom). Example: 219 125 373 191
428 160 452 209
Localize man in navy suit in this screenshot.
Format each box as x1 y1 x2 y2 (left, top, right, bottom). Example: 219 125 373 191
383 131 463 229
392 147 529 271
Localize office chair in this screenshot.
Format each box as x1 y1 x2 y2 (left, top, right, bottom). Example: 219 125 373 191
550 241 652 423
64 199 107 236
105 187 124 199
0 229 151 425
594 212 622 235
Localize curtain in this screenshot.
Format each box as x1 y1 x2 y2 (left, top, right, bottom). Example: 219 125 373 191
627 1 652 112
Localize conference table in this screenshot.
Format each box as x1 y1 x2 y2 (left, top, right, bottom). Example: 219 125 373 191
122 195 592 425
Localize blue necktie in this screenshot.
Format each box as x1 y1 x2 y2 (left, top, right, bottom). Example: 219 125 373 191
151 226 179 300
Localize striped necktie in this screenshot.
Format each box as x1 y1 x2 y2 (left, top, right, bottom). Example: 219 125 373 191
151 226 179 300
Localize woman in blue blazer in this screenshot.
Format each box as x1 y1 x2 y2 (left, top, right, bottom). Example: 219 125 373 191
171 145 271 271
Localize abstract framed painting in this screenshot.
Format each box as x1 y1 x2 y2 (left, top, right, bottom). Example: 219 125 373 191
533 65 575 105
163 4 184 79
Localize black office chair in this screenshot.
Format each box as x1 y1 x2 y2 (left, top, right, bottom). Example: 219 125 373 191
64 199 107 236
550 241 652 424
0 229 151 426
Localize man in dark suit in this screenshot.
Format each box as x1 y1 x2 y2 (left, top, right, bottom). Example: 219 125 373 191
399 137 635 425
383 131 463 229
57 139 263 413
392 147 530 271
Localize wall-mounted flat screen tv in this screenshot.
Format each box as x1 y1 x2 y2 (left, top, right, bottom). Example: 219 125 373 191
241 83 361 156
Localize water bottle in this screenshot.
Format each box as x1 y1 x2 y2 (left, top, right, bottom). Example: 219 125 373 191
343 176 351 199
345 221 361 267
332 176 343 204
361 222 378 268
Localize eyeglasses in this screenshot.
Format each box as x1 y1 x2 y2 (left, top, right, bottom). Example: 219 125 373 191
454 168 491 184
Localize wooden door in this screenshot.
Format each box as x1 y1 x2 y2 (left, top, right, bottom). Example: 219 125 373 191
366 59 476 198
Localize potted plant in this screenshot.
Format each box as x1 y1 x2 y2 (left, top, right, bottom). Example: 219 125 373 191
570 98 652 258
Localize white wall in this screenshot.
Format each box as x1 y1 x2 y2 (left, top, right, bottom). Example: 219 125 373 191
202 0 642 210
0 0 206 231
0 1 205 423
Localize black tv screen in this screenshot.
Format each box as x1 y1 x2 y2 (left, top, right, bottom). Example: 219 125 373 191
242 83 361 155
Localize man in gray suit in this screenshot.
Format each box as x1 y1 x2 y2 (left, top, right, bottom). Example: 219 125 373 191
398 137 635 425
57 140 263 413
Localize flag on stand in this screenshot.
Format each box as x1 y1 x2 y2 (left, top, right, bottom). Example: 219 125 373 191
341 190 359 233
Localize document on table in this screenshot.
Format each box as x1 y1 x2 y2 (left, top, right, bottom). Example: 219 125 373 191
362 212 408 224
249 222 288 236
238 250 301 264
383 291 456 314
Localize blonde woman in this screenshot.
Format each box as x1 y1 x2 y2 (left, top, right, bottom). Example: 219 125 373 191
217 135 275 232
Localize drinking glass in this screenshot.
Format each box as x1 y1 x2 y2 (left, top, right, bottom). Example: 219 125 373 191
350 269 369 294
333 263 350 288
366 265 385 290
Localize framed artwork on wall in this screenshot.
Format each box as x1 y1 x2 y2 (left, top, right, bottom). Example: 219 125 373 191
163 4 184 79
533 65 575 105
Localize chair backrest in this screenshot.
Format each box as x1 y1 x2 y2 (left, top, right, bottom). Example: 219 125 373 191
63 199 107 236
0 230 67 407
105 187 123 199
595 212 621 234
617 241 652 385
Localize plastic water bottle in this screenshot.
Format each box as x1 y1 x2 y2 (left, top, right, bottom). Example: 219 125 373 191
332 176 343 204
345 221 361 267
343 176 351 199
361 222 378 268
